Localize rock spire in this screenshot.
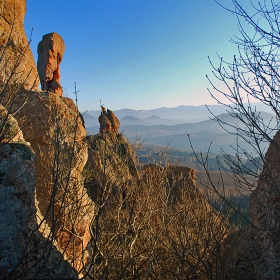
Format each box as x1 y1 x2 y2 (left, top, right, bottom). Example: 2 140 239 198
37 32 65 96
98 106 120 133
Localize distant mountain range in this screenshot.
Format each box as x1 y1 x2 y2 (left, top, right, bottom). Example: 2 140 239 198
85 104 226 121
84 104 277 155
84 103 272 120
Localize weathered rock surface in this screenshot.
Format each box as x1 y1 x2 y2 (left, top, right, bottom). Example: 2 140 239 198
85 132 139 201
0 1 93 277
0 104 25 143
13 91 94 274
0 0 38 89
0 104 36 277
220 130 280 279
99 106 120 133
0 105 76 278
141 164 205 205
86 106 136 197
249 129 280 278
37 32 65 96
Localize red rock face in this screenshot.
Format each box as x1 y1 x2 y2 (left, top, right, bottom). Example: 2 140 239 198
14 91 94 274
0 110 77 277
37 33 65 96
99 106 120 133
0 0 39 89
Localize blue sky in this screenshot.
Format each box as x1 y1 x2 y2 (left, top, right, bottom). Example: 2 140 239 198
25 0 248 111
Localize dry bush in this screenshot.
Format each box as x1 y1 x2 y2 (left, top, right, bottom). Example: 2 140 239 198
84 133 236 279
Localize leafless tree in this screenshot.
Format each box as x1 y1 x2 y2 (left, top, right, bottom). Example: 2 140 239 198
190 0 280 222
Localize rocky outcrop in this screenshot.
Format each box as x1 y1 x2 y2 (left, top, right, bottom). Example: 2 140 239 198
37 32 65 96
250 130 280 233
142 164 206 205
249 130 280 278
0 27 94 274
85 132 139 201
86 107 134 200
0 0 38 89
13 90 94 274
0 105 76 278
0 1 93 277
99 106 120 133
220 130 280 279
0 104 36 277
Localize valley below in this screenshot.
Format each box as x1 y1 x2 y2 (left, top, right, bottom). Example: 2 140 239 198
85 104 263 226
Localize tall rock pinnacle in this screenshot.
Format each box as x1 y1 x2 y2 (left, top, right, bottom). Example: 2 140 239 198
99 106 120 134
37 32 65 96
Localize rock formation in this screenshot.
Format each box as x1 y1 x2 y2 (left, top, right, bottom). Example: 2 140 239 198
250 130 280 234
0 1 92 277
0 3 93 273
220 130 280 279
37 32 65 96
98 106 120 133
0 0 39 89
0 0 236 278
5 30 93 275
0 105 76 278
13 86 94 275
142 164 204 204
85 132 139 202
0 104 36 277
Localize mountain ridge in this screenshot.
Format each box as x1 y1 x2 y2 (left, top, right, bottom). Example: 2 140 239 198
85 103 273 120
86 110 276 156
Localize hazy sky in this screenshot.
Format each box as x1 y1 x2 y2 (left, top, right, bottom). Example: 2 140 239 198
25 0 251 111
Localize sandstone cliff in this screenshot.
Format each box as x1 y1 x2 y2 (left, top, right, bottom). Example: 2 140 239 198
13 90 94 274
0 1 94 276
0 0 38 89
0 105 77 278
